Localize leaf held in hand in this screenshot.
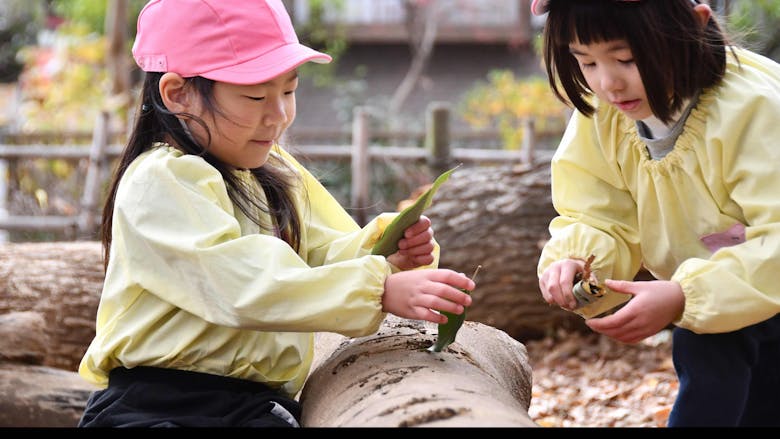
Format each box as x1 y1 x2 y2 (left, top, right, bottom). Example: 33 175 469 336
371 165 461 257
428 265 481 352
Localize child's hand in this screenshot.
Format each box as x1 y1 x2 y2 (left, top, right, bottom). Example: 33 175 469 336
386 215 436 270
538 258 587 309
382 268 475 324
586 279 685 344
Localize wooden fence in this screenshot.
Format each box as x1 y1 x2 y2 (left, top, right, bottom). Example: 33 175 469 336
0 102 560 241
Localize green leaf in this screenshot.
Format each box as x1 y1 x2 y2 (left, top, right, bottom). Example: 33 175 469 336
428 266 481 353
370 164 461 257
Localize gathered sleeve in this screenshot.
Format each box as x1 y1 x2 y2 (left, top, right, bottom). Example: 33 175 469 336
537 109 643 283
672 81 780 333
110 149 390 337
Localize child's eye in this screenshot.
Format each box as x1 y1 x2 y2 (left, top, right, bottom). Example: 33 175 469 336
284 90 295 96
619 59 635 65
247 96 266 101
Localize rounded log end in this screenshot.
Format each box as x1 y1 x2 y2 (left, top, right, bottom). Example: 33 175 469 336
301 315 537 427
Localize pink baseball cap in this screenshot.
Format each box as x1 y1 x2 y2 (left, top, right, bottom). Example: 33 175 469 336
531 0 642 16
132 0 332 85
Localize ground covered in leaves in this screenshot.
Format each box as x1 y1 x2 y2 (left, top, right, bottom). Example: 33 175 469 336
524 328 677 428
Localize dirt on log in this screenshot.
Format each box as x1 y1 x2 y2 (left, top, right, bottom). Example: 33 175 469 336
301 315 536 427
424 156 589 341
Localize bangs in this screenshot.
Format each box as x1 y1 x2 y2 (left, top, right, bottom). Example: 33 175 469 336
550 1 638 47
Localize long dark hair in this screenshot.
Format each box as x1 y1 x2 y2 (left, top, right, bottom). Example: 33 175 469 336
542 0 730 123
101 73 302 270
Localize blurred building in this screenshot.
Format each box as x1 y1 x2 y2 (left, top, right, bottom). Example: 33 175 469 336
285 0 544 136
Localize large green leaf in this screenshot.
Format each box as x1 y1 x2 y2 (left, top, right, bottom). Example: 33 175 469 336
370 164 461 257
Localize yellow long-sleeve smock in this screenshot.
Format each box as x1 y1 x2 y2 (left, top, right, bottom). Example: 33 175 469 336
537 48 780 334
79 143 429 398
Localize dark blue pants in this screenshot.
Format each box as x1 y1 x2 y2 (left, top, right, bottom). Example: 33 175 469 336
78 366 302 427
668 313 780 427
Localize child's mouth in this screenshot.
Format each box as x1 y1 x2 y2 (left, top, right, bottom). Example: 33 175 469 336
614 99 641 112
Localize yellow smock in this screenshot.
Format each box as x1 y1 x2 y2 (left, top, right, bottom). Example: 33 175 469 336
538 48 780 334
79 143 435 398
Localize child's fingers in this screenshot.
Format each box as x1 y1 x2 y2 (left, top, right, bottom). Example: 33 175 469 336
410 254 435 267
398 230 434 250
404 215 432 235
422 295 466 315
420 282 472 307
426 269 476 292
400 217 433 242
416 308 448 325
398 239 434 255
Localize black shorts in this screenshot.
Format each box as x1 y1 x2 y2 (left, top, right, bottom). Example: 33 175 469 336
78 366 302 427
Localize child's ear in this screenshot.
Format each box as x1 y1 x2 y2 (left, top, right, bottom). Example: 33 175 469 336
693 3 713 28
159 72 192 114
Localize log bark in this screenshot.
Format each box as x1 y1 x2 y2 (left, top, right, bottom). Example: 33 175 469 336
0 311 48 364
300 315 536 427
0 311 98 428
0 363 98 427
0 241 103 371
425 155 589 341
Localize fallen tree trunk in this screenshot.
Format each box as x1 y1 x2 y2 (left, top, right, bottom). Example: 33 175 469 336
0 311 99 427
300 315 536 427
423 155 589 341
0 363 98 427
0 241 104 371
0 242 111 427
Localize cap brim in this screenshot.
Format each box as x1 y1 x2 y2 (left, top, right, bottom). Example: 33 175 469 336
531 0 550 16
198 43 332 85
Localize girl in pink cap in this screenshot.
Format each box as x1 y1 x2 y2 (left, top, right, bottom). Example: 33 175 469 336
77 0 474 427
533 0 780 427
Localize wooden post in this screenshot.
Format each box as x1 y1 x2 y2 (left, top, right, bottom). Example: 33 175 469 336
424 102 453 176
520 117 535 166
351 107 370 226
78 112 109 239
105 0 130 97
0 125 8 243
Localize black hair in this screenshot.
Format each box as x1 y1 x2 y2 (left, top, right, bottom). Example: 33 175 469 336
542 0 730 123
100 73 302 269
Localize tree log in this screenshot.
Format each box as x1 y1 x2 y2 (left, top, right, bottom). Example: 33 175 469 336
300 315 536 427
0 363 98 427
0 242 537 428
0 311 98 427
425 156 589 341
0 241 103 371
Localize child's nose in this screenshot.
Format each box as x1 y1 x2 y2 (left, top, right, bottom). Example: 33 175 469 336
264 99 289 126
600 71 624 92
